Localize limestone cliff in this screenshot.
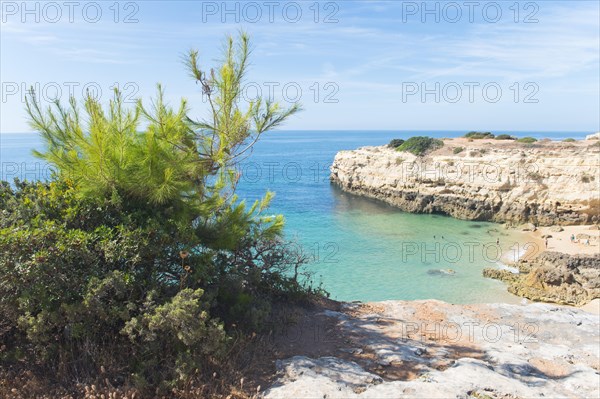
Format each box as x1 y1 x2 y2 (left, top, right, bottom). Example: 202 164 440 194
330 138 600 225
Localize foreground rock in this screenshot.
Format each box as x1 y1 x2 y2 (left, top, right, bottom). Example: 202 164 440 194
264 300 599 398
330 138 600 225
484 251 600 306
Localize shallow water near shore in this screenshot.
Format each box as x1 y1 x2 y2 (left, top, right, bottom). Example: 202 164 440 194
1 130 586 303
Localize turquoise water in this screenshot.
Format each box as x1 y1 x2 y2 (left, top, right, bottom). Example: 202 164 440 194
0 130 588 303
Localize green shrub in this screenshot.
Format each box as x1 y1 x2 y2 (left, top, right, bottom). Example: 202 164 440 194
464 131 494 139
397 136 444 156
388 138 405 148
516 137 538 144
1 33 317 394
0 181 212 383
495 134 516 140
0 181 242 385
453 147 464 154
1 175 313 392
563 138 576 142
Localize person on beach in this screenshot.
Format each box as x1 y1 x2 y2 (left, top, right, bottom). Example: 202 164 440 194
545 238 548 248
496 238 500 245
571 234 575 242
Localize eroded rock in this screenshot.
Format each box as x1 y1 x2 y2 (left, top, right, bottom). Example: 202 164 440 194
330 140 600 226
484 251 600 305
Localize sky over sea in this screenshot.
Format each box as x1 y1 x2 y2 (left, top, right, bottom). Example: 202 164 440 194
1 0 599 133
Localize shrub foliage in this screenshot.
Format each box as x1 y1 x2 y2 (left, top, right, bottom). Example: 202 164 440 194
464 131 494 139
495 134 516 140
396 136 444 156
516 136 538 144
0 33 318 393
387 138 405 148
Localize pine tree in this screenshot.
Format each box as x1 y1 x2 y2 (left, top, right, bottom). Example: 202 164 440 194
25 32 300 242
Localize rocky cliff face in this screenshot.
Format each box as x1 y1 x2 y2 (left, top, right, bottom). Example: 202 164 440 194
484 251 600 306
330 138 600 225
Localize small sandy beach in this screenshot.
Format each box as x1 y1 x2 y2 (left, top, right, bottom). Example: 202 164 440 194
525 225 600 256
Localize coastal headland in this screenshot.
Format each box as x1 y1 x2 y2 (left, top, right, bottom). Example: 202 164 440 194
330 137 599 226
258 137 600 397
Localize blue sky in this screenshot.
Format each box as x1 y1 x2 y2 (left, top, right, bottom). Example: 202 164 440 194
1 0 599 133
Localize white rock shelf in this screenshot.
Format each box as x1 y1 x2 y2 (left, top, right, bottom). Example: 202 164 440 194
264 300 600 398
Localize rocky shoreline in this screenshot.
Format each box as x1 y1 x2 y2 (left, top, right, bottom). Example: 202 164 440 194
483 251 600 306
330 138 599 226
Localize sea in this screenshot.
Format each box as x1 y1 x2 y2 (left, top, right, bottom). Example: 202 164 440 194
0 130 590 303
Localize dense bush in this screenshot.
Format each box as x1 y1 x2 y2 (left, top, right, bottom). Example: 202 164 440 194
464 131 494 139
0 180 313 391
563 138 576 142
396 136 444 156
0 180 222 385
517 137 538 143
495 134 516 140
388 138 405 148
453 147 464 154
0 33 318 394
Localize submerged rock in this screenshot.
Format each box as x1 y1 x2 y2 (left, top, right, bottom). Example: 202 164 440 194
427 268 456 276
